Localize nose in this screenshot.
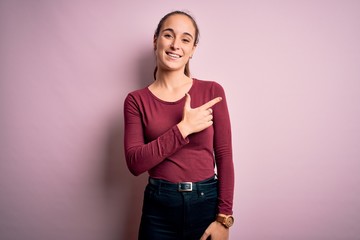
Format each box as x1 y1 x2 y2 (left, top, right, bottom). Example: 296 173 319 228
170 38 180 49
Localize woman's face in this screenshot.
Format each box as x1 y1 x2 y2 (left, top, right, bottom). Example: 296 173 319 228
154 14 197 74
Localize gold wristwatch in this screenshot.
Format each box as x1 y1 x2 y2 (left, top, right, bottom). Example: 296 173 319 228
216 214 234 228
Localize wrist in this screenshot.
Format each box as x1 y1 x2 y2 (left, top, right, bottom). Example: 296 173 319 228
177 122 190 139
215 214 234 228
217 213 227 217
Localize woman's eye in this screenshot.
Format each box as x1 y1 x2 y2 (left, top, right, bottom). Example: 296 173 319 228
182 39 190 43
164 34 173 38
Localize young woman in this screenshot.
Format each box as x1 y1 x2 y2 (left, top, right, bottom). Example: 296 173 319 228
124 10 234 240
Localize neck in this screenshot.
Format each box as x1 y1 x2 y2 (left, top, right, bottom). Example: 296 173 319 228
155 69 191 89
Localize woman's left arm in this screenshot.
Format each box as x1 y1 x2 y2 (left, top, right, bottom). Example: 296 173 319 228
212 82 234 215
201 82 234 240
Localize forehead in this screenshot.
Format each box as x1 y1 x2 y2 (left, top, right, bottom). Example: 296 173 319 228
161 14 196 35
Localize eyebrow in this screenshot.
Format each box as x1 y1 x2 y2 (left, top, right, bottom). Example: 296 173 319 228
162 28 194 39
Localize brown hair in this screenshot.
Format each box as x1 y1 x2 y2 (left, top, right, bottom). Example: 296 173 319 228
153 10 200 80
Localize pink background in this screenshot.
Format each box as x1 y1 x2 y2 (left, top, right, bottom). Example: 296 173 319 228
1 1 360 239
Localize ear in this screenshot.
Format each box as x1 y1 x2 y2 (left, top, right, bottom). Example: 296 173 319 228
153 35 157 50
190 44 197 58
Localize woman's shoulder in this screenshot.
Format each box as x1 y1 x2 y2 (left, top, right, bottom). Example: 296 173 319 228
126 86 149 98
124 86 151 106
193 78 224 90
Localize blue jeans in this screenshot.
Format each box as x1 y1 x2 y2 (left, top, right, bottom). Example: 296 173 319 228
138 176 218 240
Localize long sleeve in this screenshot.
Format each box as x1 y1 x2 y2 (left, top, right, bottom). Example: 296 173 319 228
212 82 235 215
123 93 189 176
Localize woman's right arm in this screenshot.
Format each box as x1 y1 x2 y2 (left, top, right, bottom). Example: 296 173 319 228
123 94 189 176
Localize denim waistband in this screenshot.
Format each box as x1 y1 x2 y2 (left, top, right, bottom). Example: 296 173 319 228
148 175 217 192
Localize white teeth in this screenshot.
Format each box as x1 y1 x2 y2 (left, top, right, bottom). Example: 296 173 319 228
167 53 181 58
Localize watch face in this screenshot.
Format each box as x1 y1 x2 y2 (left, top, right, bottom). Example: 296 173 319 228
225 216 234 227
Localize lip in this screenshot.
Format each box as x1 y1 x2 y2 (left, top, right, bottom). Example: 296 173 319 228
166 51 182 59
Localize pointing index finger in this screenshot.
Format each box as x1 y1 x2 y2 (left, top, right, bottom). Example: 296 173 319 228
200 97 222 110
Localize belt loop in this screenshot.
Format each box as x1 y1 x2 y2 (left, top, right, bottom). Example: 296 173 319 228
196 183 201 196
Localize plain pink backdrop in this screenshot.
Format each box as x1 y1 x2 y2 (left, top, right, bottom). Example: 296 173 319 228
1 1 360 239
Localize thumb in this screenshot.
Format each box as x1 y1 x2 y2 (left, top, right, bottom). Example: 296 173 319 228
184 93 191 109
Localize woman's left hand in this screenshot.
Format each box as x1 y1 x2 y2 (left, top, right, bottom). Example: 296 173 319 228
200 221 229 240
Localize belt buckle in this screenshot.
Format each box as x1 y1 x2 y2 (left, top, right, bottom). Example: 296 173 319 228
178 182 192 192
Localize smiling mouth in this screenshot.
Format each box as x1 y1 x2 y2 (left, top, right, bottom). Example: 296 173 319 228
166 52 182 59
